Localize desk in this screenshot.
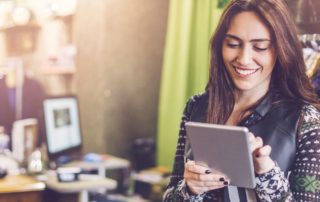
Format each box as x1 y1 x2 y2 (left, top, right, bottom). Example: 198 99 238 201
64 155 130 193
0 175 45 202
0 155 129 202
64 155 130 176
46 155 130 202
45 173 117 202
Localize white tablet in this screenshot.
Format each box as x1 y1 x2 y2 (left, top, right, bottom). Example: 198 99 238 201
185 122 256 189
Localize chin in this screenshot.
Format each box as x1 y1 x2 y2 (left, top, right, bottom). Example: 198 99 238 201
234 82 254 91
235 86 253 92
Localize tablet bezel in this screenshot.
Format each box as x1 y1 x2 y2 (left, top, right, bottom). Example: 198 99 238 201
185 122 256 189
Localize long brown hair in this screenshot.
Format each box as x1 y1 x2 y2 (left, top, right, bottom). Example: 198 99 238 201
206 0 319 124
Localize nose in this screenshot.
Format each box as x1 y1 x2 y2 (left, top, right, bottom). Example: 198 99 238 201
237 46 252 66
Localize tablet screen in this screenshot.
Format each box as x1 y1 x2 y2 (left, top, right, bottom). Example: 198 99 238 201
185 122 256 189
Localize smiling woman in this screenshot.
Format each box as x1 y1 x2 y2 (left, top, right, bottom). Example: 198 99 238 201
163 0 320 201
222 11 277 113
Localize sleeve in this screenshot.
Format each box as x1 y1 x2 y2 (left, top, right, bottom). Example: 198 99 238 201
255 163 294 201
254 104 320 201
163 95 224 202
288 105 320 201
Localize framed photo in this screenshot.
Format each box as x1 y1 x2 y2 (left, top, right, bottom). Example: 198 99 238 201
12 118 38 162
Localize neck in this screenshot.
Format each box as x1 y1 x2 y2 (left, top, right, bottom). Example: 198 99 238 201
234 87 269 112
226 89 268 126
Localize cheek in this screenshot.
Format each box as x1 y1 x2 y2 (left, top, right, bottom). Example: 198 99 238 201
259 54 276 72
264 49 277 68
222 46 227 62
222 46 235 64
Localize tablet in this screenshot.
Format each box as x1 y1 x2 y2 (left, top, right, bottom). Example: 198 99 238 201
185 122 256 189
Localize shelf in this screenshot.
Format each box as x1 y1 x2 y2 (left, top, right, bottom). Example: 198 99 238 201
42 66 76 75
54 14 74 21
0 23 40 32
0 175 45 193
0 23 40 55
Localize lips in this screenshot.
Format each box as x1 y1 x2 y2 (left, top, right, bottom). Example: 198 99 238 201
233 66 259 76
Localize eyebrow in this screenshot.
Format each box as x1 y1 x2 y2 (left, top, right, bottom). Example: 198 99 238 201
225 34 271 42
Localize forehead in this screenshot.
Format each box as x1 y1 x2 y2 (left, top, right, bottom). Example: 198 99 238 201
226 11 272 40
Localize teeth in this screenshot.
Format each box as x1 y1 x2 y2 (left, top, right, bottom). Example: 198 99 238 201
234 67 257 75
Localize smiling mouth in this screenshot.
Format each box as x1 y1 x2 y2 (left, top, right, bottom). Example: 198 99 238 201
233 66 259 76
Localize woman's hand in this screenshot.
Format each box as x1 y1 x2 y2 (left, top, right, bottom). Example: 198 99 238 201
184 160 228 195
248 133 275 174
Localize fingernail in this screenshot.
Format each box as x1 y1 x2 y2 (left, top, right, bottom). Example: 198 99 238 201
205 170 211 174
223 181 229 186
219 177 225 181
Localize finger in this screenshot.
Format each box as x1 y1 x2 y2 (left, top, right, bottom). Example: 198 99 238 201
185 171 226 182
185 160 197 172
248 133 255 152
255 137 263 148
256 145 272 157
186 160 195 166
187 162 211 174
248 132 255 142
250 138 259 152
187 178 226 187
251 136 263 152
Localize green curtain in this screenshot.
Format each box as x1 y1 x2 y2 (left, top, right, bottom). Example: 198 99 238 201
157 0 227 169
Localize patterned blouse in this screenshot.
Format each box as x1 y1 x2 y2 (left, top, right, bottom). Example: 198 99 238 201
163 93 320 202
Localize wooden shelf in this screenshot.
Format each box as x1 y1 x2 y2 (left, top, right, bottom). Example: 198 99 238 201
42 66 76 75
0 175 45 193
0 23 40 55
54 14 74 21
0 23 40 32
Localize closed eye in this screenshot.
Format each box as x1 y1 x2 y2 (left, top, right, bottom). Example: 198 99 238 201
254 46 268 51
227 43 241 48
253 42 272 52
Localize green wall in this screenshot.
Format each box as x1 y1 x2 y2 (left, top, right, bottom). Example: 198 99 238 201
157 0 226 169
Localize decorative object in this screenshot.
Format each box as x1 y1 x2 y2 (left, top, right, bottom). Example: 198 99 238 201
11 7 32 26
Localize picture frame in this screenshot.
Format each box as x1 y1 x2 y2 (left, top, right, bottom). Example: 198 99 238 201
12 118 38 163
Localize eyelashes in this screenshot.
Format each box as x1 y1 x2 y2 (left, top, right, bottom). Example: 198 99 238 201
226 43 270 52
226 43 240 48
253 47 269 51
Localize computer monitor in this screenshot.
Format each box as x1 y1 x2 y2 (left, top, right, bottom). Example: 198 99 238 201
43 96 83 165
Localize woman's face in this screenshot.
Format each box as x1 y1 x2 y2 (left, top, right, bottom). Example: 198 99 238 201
222 11 277 94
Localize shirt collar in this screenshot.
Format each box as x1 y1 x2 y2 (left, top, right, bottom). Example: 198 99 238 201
254 91 273 117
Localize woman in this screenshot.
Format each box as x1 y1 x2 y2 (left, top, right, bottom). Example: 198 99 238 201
163 0 320 201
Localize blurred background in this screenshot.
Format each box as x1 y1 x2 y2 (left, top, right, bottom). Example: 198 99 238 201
0 0 167 159
0 0 319 201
